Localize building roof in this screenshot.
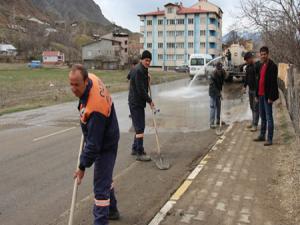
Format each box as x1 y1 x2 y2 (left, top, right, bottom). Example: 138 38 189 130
42 51 63 56
138 10 165 17
138 1 222 17
0 44 17 51
82 38 121 47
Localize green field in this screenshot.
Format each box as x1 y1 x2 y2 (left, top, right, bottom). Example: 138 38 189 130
0 64 187 115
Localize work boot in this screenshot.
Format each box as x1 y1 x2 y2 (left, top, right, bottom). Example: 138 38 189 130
246 123 252 129
210 124 217 129
136 153 151 162
217 121 226 126
264 141 273 146
250 126 257 132
109 209 120 220
253 136 265 142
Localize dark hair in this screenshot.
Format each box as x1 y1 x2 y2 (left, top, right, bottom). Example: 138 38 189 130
131 57 139 65
71 64 88 80
244 52 254 60
260 46 269 54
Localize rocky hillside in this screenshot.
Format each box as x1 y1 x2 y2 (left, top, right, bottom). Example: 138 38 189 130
31 0 111 26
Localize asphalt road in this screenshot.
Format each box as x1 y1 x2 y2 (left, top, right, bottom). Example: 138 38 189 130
0 79 248 225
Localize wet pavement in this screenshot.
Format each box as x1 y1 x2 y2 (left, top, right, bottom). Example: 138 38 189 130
0 78 249 225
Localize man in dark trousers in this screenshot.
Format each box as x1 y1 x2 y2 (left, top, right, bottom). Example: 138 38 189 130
243 52 260 132
254 46 279 146
128 50 155 161
209 62 226 129
70 64 120 225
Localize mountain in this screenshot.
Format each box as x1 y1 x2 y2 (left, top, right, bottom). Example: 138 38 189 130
222 30 261 44
31 0 111 26
0 0 111 28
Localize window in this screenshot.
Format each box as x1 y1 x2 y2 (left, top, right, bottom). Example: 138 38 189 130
209 30 216 36
191 58 204 66
209 42 216 49
188 18 194 24
188 30 194 36
125 48 128 53
158 43 164 48
176 54 184 60
176 42 184 49
158 54 164 60
200 30 206 36
176 31 184 36
166 54 174 60
167 42 175 48
200 42 206 48
158 19 164 25
168 19 175 25
158 31 163 37
167 7 174 14
167 31 175 37
188 42 194 48
147 20 152 26
147 43 152 48
125 40 128 45
147 31 152 37
177 19 185 25
210 18 216 25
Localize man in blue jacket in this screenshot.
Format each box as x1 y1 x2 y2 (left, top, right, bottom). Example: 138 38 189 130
69 64 120 225
128 50 155 161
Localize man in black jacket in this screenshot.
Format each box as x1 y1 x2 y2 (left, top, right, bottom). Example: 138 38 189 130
128 50 155 161
209 62 225 129
243 52 260 131
254 46 279 146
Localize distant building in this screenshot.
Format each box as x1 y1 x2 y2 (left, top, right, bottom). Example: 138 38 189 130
0 44 17 56
82 38 122 70
42 51 65 64
101 32 129 66
138 0 223 68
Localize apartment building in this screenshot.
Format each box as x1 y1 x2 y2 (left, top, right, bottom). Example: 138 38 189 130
138 0 223 68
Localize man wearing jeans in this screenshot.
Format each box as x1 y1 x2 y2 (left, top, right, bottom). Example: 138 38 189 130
209 62 225 129
254 46 279 146
243 52 260 132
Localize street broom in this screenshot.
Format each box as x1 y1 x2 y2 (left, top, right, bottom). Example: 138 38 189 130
149 85 170 170
68 135 84 225
216 98 224 136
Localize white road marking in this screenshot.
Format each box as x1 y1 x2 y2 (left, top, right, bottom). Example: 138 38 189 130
33 127 76 142
148 201 176 225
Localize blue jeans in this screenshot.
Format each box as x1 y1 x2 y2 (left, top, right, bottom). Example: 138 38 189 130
259 96 274 142
249 90 259 126
210 96 221 125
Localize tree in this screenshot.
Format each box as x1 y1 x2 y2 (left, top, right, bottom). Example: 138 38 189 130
240 0 300 66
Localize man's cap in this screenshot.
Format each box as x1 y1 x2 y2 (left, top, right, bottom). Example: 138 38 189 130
141 50 152 60
244 52 254 60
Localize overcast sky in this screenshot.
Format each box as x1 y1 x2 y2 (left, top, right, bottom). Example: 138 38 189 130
95 0 242 35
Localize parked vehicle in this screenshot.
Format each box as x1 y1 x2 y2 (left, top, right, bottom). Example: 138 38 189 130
188 54 213 79
28 60 42 69
175 64 189 73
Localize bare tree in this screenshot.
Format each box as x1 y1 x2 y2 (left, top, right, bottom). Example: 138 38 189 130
240 0 300 66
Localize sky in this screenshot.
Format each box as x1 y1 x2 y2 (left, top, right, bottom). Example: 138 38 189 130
95 0 242 35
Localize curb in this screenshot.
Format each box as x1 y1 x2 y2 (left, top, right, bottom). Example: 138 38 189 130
147 124 234 225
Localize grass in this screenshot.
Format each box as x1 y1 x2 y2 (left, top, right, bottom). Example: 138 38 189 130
0 64 187 115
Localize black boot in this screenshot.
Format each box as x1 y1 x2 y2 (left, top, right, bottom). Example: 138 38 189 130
109 208 120 220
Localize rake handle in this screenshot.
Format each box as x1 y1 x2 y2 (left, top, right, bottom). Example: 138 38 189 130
68 134 84 225
149 84 162 156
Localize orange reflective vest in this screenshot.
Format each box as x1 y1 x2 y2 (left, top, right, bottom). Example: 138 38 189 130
79 73 112 124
